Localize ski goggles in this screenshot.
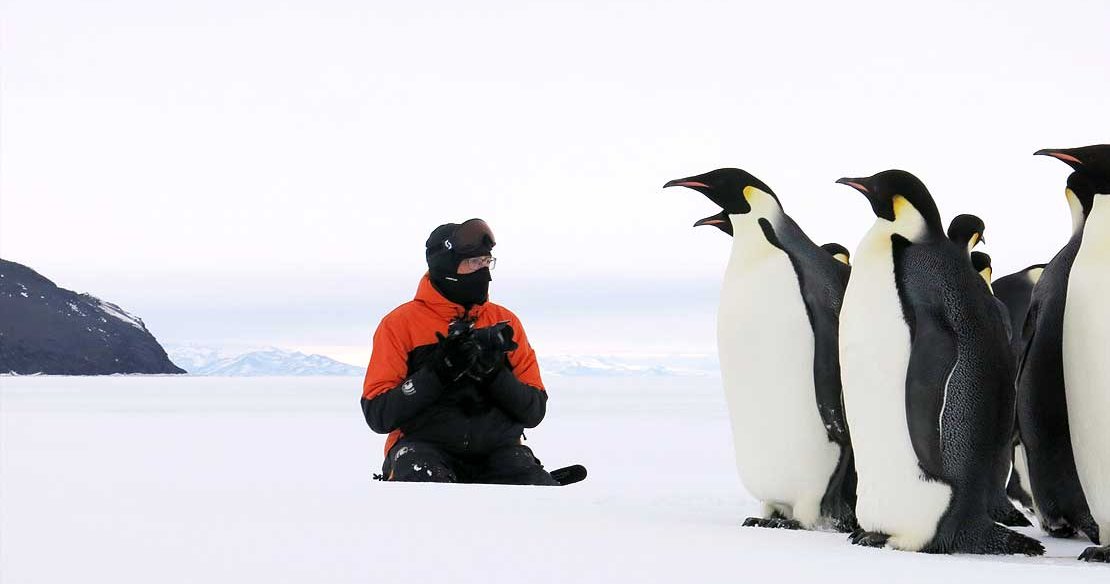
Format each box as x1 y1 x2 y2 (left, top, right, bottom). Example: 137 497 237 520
443 218 496 255
457 255 497 273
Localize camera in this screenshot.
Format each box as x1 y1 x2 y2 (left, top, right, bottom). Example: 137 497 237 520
471 321 518 353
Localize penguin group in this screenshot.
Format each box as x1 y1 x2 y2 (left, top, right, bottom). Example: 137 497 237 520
663 144 1110 562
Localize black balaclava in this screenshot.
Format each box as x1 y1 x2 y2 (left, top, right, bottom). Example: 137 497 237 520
425 219 495 308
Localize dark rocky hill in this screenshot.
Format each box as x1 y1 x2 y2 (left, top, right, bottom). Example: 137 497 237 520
0 259 184 375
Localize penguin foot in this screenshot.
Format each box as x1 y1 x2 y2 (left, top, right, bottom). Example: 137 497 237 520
848 529 889 548
742 517 802 530
954 524 1045 556
1078 545 1110 563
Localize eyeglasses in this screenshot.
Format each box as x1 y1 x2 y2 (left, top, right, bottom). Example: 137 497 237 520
458 255 496 274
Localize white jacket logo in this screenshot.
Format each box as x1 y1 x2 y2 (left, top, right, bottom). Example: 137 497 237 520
401 379 415 395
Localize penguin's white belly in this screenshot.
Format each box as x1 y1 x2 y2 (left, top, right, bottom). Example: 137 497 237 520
840 242 951 551
1063 202 1110 533
717 254 839 525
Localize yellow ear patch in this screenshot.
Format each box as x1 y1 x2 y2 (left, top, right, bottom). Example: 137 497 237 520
892 194 911 218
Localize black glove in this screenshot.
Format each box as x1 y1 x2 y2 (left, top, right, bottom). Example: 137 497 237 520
431 321 481 384
465 322 518 383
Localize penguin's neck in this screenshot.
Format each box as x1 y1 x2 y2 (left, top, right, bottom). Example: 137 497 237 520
726 202 787 264
854 220 898 265
728 216 781 266
890 195 932 242
854 200 932 263
1081 195 1110 250
1067 188 1087 235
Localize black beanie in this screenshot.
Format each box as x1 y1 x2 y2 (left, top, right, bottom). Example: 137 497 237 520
425 220 495 279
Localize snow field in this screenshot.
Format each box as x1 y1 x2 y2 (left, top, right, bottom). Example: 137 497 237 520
0 376 1103 583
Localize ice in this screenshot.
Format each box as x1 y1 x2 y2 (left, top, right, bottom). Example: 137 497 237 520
0 376 1104 583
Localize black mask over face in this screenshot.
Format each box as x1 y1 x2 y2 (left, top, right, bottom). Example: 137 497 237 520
432 267 491 307
426 220 496 308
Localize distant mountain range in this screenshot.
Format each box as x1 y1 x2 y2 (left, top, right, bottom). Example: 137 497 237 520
0 259 183 375
167 346 363 376
539 354 718 377
167 345 717 378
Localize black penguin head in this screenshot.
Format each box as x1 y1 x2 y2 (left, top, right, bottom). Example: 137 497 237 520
971 250 992 275
1037 146 1110 227
692 210 733 236
664 168 782 220
1035 145 1110 177
836 170 944 237
971 251 993 287
947 214 987 254
976 252 994 288
820 242 851 265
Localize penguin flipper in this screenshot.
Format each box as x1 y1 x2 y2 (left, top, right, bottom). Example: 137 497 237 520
905 305 956 480
807 301 850 445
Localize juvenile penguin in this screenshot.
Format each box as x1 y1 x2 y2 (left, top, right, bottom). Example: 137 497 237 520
993 264 1046 514
1016 158 1101 543
821 243 852 266
665 168 857 532
836 170 1042 555
1036 145 1110 562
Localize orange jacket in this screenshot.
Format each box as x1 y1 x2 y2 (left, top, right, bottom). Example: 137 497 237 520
362 274 546 456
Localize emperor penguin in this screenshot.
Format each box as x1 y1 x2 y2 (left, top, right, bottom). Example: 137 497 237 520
1015 156 1102 544
1035 145 1110 562
664 168 857 532
992 263 1046 513
947 214 987 255
835 170 1042 555
946 214 1029 520
821 243 852 266
968 249 1030 527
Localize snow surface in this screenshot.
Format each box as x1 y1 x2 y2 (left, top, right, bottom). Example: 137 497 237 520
1 376 1104 583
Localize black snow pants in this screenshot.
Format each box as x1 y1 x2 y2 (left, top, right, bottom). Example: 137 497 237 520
382 439 559 486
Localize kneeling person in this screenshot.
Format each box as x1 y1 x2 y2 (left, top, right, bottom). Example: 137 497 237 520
361 219 558 485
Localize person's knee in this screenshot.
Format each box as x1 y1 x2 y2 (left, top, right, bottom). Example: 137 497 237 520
386 443 457 483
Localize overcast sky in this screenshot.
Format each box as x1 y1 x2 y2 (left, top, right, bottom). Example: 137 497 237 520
3 0 1108 365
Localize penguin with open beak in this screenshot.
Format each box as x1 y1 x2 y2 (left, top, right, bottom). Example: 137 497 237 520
664 168 857 533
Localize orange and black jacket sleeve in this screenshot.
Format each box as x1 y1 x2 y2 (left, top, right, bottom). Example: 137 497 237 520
360 317 444 434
